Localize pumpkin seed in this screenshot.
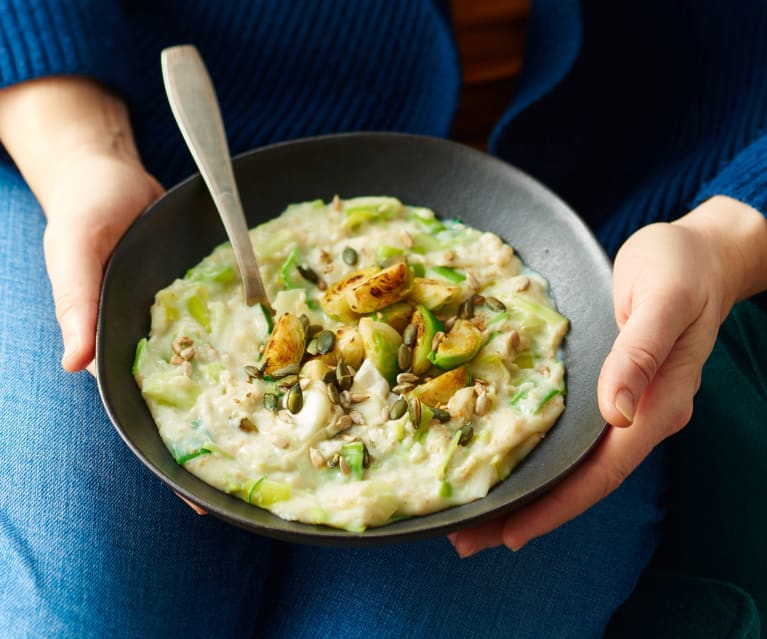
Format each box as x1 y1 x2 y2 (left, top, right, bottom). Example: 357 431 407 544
270 363 300 378
342 246 358 266
458 424 474 446
389 397 408 420
307 324 324 339
263 393 280 412
397 343 412 371
244 364 264 380
327 383 340 405
276 374 299 389
298 314 311 334
336 359 353 391
287 384 303 414
362 443 371 468
471 294 486 306
305 338 320 356
485 296 507 312
316 330 336 355
322 369 338 385
297 265 320 285
432 406 451 423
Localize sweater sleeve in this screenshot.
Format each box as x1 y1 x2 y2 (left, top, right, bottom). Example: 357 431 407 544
696 132 767 218
0 1 138 101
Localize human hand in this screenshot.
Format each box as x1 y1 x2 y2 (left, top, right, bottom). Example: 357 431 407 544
0 77 164 372
43 148 164 372
449 196 767 556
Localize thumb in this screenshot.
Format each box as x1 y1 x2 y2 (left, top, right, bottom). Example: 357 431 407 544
598 291 691 426
43 224 104 372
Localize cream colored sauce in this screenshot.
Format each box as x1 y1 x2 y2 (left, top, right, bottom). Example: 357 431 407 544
134 197 568 531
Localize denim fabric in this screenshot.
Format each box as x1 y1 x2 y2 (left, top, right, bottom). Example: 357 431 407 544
0 163 667 638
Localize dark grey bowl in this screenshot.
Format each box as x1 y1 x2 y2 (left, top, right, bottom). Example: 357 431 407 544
96 132 614 545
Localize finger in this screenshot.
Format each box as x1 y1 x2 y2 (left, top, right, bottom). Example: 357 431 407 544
598 291 694 426
43 224 103 372
448 518 505 558
174 491 208 515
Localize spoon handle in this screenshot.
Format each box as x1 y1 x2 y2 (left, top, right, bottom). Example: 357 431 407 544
161 44 270 309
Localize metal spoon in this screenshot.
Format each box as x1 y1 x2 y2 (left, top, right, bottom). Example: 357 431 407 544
161 44 271 310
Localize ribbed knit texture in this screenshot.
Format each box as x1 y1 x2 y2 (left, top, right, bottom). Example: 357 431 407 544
490 0 767 258
0 1 138 99
0 0 765 255
0 0 461 187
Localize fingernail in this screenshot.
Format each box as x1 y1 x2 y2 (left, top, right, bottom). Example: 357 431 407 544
614 388 635 423
61 334 79 368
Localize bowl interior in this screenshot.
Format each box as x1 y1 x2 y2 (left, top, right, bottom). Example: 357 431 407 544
96 132 614 545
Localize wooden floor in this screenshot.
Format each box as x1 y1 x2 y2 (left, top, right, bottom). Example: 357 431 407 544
450 0 530 149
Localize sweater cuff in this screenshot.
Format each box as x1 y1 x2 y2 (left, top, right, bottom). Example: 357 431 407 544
0 1 138 103
695 132 767 218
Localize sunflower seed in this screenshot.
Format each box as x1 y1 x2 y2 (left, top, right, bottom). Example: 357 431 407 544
458 298 475 319
396 372 419 385
474 393 490 416
335 414 353 432
403 323 418 347
172 336 194 355
397 343 412 371
431 331 446 353
350 393 369 404
408 397 422 427
348 410 364 425
308 447 326 469
485 296 507 312
392 382 415 395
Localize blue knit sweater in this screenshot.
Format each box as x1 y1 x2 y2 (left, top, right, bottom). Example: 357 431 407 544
1 0 766 259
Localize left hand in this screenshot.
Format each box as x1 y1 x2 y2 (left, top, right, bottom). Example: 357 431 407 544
449 196 767 556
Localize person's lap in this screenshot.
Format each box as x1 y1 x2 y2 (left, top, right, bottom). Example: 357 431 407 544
0 161 666 638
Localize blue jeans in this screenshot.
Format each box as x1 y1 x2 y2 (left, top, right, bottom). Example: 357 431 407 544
0 163 666 638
